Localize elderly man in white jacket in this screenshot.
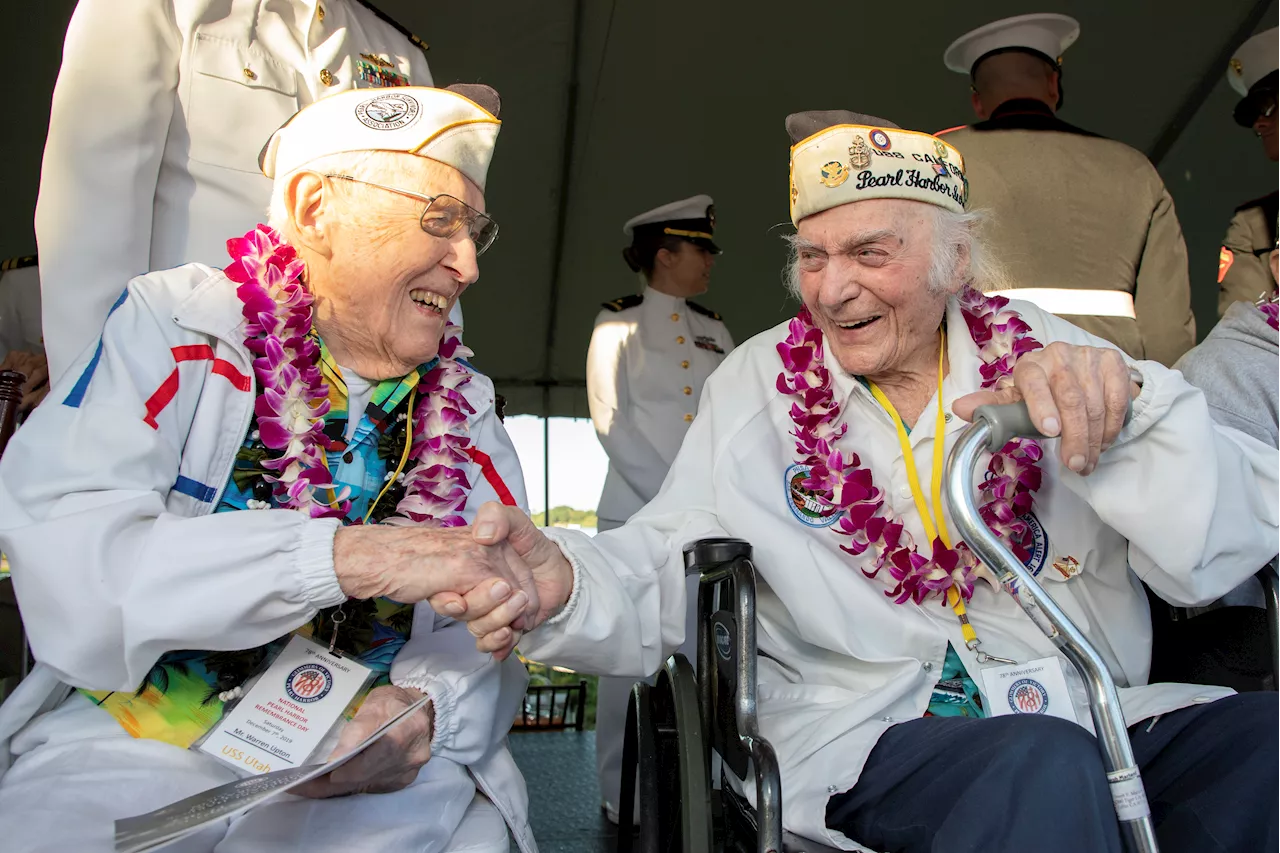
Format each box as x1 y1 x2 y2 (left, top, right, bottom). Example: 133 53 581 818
0 86 538 852
442 111 1280 853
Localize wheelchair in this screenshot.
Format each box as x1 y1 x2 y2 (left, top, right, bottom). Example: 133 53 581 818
618 403 1280 853
617 537 838 853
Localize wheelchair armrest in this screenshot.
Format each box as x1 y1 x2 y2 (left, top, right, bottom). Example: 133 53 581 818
683 537 753 575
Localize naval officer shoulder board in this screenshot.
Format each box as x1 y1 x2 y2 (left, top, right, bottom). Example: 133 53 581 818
687 300 722 321
600 294 725 322
0 255 36 272
352 0 430 57
602 294 644 312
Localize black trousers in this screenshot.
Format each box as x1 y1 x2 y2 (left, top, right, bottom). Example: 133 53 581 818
826 692 1277 853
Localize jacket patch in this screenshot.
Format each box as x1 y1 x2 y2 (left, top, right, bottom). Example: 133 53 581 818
785 463 842 528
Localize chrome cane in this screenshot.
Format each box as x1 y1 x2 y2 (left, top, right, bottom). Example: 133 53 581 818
944 402 1159 853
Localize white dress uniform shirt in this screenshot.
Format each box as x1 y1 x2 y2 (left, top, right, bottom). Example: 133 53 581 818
523 297 1279 851
587 285 734 527
0 261 43 362
36 0 438 384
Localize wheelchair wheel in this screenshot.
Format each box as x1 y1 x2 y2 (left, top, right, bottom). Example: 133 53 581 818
618 654 712 853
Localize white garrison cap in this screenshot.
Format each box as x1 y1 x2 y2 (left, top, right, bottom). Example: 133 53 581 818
787 111 967 225
259 85 501 191
943 13 1080 75
1228 27 1279 97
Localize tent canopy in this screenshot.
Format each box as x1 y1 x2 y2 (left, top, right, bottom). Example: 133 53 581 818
2 0 1276 417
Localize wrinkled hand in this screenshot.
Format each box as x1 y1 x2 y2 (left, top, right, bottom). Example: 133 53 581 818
952 342 1138 476
333 524 540 629
428 502 575 661
0 350 49 414
293 685 433 798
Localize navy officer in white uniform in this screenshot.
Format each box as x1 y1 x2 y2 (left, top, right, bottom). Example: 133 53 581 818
585 194 733 822
34 0 469 386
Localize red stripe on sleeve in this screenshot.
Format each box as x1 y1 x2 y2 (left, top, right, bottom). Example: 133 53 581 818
465 447 518 507
143 369 180 429
171 344 216 362
212 359 252 391
169 345 251 391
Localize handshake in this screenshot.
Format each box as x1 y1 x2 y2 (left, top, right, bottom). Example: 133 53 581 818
333 502 574 660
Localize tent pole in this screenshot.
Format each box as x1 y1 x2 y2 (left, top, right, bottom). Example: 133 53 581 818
543 385 551 528
1147 0 1272 167
539 0 586 416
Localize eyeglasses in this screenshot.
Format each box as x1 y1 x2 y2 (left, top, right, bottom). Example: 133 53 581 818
323 174 499 256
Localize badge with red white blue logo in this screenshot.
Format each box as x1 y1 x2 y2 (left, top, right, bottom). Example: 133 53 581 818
1008 678 1049 714
286 662 334 703
869 129 892 150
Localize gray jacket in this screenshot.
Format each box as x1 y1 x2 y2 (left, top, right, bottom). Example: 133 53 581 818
1175 301 1278 447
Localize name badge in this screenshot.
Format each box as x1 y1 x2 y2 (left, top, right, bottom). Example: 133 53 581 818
197 635 373 775
980 656 1079 725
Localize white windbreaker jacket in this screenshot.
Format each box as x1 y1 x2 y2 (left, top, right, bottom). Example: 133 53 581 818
0 264 536 853
520 297 1280 851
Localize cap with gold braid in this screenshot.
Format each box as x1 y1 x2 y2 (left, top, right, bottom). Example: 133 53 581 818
259 84 502 191
787 110 968 226
621 195 721 272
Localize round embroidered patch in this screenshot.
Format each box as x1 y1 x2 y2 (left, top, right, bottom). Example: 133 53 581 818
785 463 843 527
355 93 421 130
1021 511 1049 577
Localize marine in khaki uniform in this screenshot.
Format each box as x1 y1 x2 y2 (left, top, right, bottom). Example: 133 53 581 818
35 0 463 386
586 194 733 823
938 13 1195 366
1217 27 1278 317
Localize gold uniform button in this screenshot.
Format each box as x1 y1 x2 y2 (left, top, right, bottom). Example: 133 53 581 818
676 335 685 344
671 313 680 321
320 68 335 86
317 3 325 20
681 360 690 369
242 67 257 81
683 386 692 396
684 414 694 423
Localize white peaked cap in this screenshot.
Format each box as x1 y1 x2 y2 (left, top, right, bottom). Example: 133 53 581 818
623 195 716 238
259 85 501 191
1228 27 1279 97
943 13 1080 74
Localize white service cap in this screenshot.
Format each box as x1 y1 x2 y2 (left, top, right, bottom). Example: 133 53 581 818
1228 27 1279 97
943 13 1080 75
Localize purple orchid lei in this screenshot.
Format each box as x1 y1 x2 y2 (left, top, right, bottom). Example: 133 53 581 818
227 224 473 525
1258 293 1279 331
775 287 1045 606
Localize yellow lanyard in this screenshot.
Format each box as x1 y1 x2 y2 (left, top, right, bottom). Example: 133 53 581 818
868 330 981 650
